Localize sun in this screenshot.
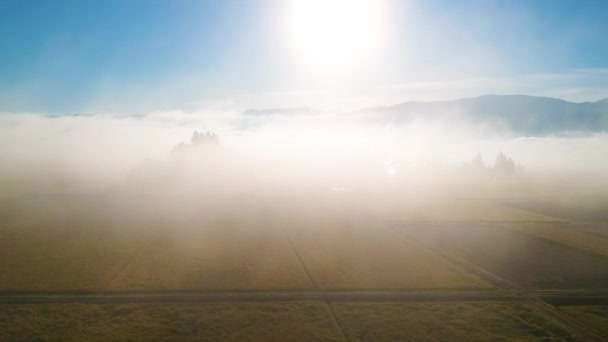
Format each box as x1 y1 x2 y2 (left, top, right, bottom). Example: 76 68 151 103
287 0 385 73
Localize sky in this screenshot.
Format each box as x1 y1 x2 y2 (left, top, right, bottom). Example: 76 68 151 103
1 0 608 114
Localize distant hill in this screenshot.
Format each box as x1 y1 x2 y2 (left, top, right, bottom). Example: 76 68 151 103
243 95 608 135
243 107 313 116
362 95 608 135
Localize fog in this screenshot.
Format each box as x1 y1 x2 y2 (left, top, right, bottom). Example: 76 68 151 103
2 106 608 218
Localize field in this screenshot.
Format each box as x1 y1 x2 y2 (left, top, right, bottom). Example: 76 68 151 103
107 223 313 290
396 224 608 289
0 194 490 291
558 306 608 338
500 195 608 222
285 213 490 289
0 195 313 291
0 215 142 290
0 301 343 341
2 191 608 339
332 302 577 341
0 301 588 341
512 222 608 257
366 195 561 222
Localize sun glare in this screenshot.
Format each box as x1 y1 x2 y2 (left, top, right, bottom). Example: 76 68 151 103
287 0 384 72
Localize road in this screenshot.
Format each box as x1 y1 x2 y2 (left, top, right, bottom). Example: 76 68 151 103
1 289 608 305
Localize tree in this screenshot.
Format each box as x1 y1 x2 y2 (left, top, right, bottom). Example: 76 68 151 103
472 152 483 168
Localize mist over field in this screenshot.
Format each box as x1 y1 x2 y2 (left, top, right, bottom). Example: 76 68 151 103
3 1 608 339
2 95 608 196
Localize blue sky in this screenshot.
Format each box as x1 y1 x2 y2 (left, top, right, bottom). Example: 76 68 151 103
1 0 607 114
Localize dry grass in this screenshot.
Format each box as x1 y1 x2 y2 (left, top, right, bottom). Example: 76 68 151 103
0 301 343 341
287 214 490 289
332 302 577 341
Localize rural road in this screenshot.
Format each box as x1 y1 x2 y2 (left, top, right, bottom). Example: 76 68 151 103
0 289 518 304
1 289 607 305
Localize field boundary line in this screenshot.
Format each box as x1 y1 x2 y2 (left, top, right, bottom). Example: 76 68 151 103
507 224 608 259
104 241 148 290
387 224 518 290
327 302 348 341
282 230 318 290
529 299 605 341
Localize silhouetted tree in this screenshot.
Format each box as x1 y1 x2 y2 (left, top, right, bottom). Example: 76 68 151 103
472 152 483 168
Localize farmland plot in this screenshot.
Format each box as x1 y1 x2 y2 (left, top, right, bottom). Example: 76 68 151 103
0 194 312 291
0 215 143 291
0 301 343 341
368 196 559 222
108 222 313 290
287 216 490 289
511 222 608 257
559 306 608 338
332 302 577 341
500 196 608 222
397 224 608 289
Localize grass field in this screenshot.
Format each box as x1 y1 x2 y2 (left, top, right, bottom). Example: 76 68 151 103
558 306 608 338
0 301 343 341
398 224 608 289
287 215 490 289
332 302 577 341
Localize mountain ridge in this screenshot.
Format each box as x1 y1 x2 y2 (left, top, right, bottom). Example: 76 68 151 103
243 94 608 135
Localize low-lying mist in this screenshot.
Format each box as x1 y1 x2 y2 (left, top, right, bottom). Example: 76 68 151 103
2 105 608 229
